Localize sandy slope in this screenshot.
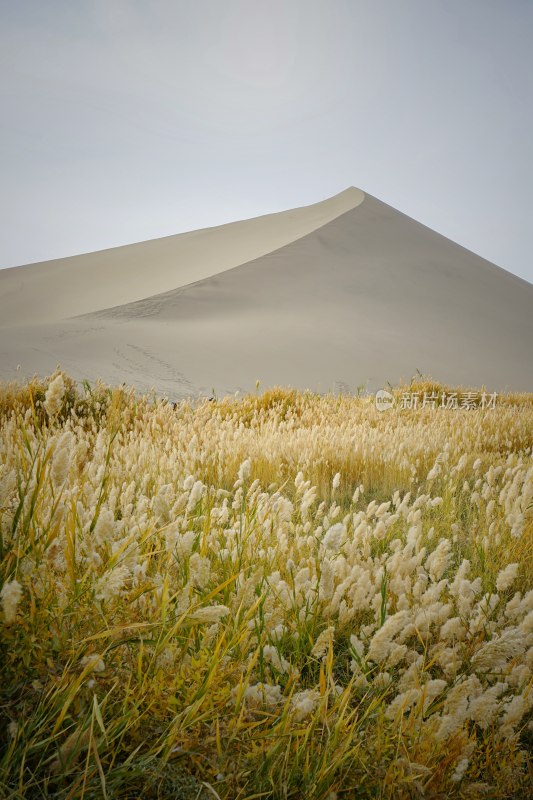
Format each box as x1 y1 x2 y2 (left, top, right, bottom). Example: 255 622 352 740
0 188 364 328
0 189 532 397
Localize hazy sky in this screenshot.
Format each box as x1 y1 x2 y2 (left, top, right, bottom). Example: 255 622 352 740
1 1 532 283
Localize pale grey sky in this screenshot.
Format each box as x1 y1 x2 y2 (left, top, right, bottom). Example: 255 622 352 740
1 0 532 283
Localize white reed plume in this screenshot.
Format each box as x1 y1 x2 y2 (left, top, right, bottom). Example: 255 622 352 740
189 605 230 624
322 522 345 552
1 579 23 624
291 689 321 721
44 373 65 418
496 563 519 592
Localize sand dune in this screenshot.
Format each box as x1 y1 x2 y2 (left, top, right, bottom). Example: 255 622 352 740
0 188 364 328
1 188 532 397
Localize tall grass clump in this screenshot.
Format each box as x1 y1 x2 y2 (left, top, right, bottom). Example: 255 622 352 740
0 372 532 798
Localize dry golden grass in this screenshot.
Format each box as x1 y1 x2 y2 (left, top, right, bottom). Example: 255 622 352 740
0 372 532 799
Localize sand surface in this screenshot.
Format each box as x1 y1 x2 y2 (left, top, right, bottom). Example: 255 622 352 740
0 188 364 328
1 188 532 397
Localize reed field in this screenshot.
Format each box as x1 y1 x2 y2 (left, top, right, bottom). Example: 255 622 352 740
1 372 532 799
